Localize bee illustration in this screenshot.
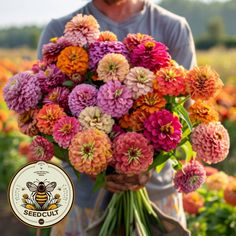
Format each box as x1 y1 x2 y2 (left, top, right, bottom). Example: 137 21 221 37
25 181 57 211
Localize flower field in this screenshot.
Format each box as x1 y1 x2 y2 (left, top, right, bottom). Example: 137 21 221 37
0 47 236 235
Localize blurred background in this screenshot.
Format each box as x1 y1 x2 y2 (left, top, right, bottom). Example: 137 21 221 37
0 0 236 235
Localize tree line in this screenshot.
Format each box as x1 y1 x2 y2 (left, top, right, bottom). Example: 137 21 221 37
0 0 235 49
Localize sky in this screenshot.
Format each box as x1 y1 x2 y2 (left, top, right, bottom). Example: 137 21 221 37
0 0 228 27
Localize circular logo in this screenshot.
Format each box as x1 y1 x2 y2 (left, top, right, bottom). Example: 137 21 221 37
8 161 74 228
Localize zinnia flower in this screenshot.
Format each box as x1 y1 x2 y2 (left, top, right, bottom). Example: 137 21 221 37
97 53 129 82
43 87 70 111
191 122 230 164
36 64 67 93
42 37 71 64
153 65 187 96
57 46 89 76
98 31 118 42
123 33 155 52
97 80 133 118
68 84 98 117
183 192 204 215
3 72 41 113
64 14 100 46
187 66 223 100
17 109 39 137
124 67 155 99
89 41 128 71
69 129 112 176
130 41 171 72
37 104 66 135
18 142 30 156
189 100 219 124
224 179 236 206
174 160 206 193
28 136 54 161
112 132 153 175
79 106 114 134
144 109 182 151
133 92 166 113
53 116 80 149
205 171 229 191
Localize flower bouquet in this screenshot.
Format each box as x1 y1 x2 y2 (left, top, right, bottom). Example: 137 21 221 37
4 14 230 235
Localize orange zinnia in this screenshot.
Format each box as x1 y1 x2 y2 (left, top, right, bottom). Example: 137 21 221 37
57 46 88 76
189 100 219 124
36 104 66 135
98 31 118 42
133 92 166 113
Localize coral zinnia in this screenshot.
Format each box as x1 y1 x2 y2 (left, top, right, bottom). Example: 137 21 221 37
3 72 41 113
43 87 70 111
133 92 166 114
53 116 80 149
97 53 129 82
205 171 229 191
191 122 230 164
17 109 39 137
224 179 236 206
124 67 155 99
64 14 100 46
97 80 133 118
36 64 67 93
113 132 153 175
89 41 128 71
123 33 155 52
28 136 54 161
36 104 66 135
153 65 187 96
57 46 89 76
174 160 206 193
79 106 114 134
144 109 182 151
188 100 219 124
98 31 118 42
69 129 112 176
42 37 71 64
183 192 204 215
187 66 223 100
130 41 171 72
68 84 98 117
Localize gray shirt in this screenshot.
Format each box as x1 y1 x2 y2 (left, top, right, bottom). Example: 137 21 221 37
37 0 196 208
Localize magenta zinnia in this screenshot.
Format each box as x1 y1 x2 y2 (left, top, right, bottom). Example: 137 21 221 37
174 160 206 193
130 41 171 72
3 72 41 113
28 136 54 161
68 84 98 117
97 80 133 118
113 132 153 175
69 129 112 176
191 122 230 164
53 116 80 149
144 109 182 151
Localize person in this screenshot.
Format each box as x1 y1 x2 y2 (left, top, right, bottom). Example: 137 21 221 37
37 0 196 235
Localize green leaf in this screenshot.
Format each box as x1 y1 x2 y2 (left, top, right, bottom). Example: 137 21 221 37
180 140 195 161
148 152 173 171
93 172 106 192
63 80 74 87
174 105 193 131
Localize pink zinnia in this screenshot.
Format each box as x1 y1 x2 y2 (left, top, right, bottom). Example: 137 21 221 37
174 160 206 193
130 41 171 72
191 122 230 164
28 136 54 161
53 116 80 149
97 80 133 118
144 109 182 151
113 132 153 175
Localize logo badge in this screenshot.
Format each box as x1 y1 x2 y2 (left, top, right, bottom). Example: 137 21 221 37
8 161 74 227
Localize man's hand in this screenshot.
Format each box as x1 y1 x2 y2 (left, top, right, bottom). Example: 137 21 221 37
105 171 152 193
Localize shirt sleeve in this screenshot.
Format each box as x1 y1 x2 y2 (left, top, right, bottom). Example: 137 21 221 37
166 17 197 69
37 19 64 60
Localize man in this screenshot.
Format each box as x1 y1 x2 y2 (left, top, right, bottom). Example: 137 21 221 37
37 0 196 234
